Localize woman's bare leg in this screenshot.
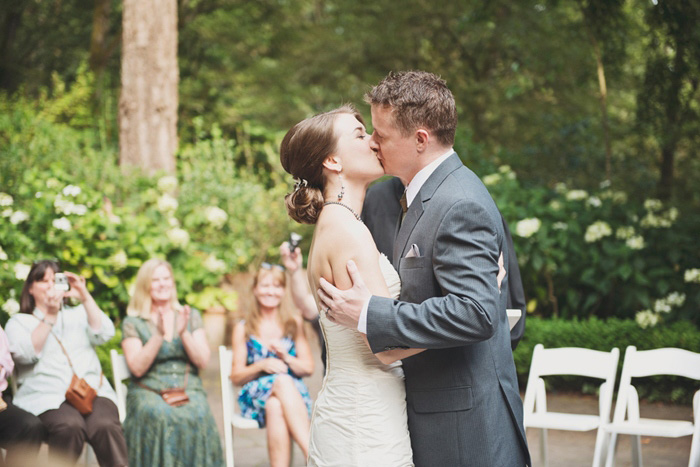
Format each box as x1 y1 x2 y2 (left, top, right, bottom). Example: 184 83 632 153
265 396 292 467
271 375 310 458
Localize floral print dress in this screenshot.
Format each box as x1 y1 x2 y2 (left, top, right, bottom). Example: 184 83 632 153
238 335 313 427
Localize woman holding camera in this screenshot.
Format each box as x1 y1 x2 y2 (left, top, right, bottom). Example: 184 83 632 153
121 258 222 467
5 259 127 466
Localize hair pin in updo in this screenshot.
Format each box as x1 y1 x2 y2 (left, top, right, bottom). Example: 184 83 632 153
293 178 308 192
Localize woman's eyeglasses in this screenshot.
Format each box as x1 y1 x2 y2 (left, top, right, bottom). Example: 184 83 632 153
261 262 285 272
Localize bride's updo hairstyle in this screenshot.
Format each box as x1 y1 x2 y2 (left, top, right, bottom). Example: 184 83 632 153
280 105 365 224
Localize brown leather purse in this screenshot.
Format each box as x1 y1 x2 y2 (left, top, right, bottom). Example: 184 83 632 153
137 364 190 407
49 328 101 415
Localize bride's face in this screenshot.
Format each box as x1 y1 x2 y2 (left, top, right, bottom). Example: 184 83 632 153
332 113 384 182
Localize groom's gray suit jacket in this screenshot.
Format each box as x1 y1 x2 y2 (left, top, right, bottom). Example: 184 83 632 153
363 154 530 467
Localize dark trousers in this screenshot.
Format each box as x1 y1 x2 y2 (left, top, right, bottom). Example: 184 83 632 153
0 396 46 467
38 397 128 467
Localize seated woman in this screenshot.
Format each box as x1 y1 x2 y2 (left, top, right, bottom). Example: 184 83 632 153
0 323 46 466
121 259 222 467
5 259 127 466
230 263 314 467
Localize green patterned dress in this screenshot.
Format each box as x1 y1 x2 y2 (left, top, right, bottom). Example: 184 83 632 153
121 311 223 467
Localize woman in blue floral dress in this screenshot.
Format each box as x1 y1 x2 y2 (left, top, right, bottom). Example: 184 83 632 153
230 264 314 467
121 259 223 467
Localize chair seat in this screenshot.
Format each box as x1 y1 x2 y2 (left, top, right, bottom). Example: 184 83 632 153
526 412 602 431
232 413 260 429
605 418 694 438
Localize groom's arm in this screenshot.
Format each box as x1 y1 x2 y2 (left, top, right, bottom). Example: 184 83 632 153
367 198 503 353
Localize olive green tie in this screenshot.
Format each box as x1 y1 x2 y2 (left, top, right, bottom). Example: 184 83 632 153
399 191 408 223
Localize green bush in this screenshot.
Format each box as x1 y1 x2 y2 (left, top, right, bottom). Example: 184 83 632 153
514 318 700 404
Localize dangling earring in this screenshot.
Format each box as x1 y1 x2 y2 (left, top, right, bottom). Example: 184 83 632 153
337 173 345 201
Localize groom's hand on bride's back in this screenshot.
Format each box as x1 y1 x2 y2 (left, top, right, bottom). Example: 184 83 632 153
317 260 370 330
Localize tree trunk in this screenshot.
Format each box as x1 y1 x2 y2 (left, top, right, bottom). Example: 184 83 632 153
657 38 683 201
119 0 178 174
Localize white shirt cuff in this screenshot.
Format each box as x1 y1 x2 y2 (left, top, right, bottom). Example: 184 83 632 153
357 297 370 334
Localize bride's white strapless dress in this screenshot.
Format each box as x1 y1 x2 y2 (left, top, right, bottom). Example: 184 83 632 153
308 254 413 467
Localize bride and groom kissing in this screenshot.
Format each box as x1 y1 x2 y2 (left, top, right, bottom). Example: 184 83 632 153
280 70 531 466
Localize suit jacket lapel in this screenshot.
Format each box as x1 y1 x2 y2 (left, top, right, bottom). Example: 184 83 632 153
393 153 463 269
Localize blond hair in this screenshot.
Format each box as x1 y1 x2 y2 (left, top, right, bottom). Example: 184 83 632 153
127 258 182 319
244 266 297 338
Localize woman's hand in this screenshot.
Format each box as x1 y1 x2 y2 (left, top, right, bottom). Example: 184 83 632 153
64 271 90 302
154 310 166 337
257 357 288 375
280 242 303 273
44 287 64 317
176 305 191 336
269 341 290 363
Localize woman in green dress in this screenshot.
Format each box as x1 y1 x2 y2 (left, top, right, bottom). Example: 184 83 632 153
121 259 223 466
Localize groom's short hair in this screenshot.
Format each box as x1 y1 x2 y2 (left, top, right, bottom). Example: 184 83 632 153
365 70 457 147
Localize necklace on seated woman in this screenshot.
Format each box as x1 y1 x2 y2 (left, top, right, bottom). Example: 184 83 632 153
323 201 363 223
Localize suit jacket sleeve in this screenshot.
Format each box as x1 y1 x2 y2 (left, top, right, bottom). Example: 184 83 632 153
367 198 503 352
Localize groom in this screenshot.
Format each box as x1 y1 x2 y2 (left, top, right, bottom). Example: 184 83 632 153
318 71 531 466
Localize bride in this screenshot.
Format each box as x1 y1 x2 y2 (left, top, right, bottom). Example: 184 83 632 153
280 105 423 466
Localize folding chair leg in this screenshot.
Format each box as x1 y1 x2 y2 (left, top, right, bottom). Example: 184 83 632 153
592 427 608 467
540 428 548 467
688 434 699 467
605 432 618 467
631 435 642 467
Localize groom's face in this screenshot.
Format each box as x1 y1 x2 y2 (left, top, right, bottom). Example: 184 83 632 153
369 105 414 180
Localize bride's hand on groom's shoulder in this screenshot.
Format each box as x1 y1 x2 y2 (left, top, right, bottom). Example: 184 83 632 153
257 357 288 375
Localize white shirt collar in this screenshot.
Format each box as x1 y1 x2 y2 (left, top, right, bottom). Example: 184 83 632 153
405 148 454 207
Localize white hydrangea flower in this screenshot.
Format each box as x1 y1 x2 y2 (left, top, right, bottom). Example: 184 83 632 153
46 178 61 189
14 263 31 281
599 179 611 189
666 292 686 307
615 226 635 239
62 185 82 197
515 218 542 238
667 207 678 221
52 217 72 231
653 299 672 314
483 173 501 186
625 236 645 250
0 245 7 261
611 191 627 204
2 208 12 217
635 310 658 329
498 165 512 174
168 217 180 227
644 199 662 212
1 298 20 316
684 269 700 283
157 175 178 192
166 228 190 248
584 221 612 243
586 196 602 208
205 206 228 228
553 222 568 230
549 200 562 211
157 194 179 213
9 210 29 224
554 183 567 194
35 192 43 198
204 254 227 274
109 250 128 271
566 189 588 201
0 193 13 206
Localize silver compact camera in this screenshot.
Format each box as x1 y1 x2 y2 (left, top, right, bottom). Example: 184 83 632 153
54 272 70 292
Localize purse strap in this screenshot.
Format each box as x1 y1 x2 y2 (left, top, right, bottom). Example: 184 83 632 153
136 363 189 394
32 314 103 387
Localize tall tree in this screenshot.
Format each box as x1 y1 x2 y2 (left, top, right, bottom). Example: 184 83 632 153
119 0 178 174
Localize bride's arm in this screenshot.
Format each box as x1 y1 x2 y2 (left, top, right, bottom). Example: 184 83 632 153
328 228 425 365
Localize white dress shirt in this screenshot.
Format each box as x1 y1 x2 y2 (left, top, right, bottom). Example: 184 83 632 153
358 148 454 333
5 304 118 416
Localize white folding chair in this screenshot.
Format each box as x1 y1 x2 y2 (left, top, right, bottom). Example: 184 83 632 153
219 345 261 467
604 346 700 467
523 344 620 467
110 349 131 423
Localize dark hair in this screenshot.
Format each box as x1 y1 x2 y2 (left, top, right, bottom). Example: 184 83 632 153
280 105 364 224
364 70 457 147
20 260 61 314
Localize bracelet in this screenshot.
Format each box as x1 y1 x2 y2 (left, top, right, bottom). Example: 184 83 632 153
41 317 55 327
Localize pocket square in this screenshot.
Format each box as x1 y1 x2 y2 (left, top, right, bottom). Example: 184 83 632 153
405 244 420 258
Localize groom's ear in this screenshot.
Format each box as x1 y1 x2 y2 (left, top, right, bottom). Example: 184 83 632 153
415 129 429 152
322 156 342 172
